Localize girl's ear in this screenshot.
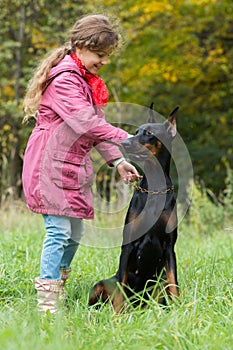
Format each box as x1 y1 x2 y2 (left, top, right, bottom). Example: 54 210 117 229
166 105 179 138
147 102 156 123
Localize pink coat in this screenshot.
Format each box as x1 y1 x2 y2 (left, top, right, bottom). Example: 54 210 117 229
22 55 128 219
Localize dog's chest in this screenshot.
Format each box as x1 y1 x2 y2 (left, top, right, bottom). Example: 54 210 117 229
128 234 166 285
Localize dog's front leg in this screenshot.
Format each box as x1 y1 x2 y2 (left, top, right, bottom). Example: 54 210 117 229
165 241 179 299
112 244 133 312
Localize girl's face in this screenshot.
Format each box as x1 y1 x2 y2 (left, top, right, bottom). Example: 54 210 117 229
75 47 112 74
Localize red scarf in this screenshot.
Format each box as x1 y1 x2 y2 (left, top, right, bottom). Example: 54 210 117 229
70 52 109 106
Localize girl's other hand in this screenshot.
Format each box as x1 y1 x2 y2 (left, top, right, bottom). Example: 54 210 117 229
116 160 141 183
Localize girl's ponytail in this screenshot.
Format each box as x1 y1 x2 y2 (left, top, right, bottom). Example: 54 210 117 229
23 45 71 122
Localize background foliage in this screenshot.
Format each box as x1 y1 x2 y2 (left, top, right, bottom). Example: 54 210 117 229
0 0 232 202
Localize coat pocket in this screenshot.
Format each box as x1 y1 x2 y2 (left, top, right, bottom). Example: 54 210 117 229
51 151 92 190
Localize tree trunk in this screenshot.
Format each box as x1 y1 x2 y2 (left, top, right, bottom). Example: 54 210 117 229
8 3 25 199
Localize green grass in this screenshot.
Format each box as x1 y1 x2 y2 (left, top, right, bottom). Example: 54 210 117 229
0 193 233 350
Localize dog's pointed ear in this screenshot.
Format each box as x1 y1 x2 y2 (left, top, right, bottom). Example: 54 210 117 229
147 102 156 123
166 105 179 137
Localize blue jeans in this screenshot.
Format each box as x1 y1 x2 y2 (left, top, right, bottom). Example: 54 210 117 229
40 215 84 280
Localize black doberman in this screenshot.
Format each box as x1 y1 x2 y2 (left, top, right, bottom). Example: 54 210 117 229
89 105 180 311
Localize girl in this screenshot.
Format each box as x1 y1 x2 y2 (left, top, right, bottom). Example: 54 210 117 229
22 14 140 313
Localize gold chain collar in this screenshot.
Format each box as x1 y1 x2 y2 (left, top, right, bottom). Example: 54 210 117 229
134 184 174 195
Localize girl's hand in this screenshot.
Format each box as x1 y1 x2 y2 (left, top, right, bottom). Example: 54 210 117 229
116 160 141 183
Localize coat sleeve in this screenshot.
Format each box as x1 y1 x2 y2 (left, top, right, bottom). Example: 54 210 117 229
49 72 128 163
50 72 128 142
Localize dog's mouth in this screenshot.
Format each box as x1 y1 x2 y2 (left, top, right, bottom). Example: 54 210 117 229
122 144 152 162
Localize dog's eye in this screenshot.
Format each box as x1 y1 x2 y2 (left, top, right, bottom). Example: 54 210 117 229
143 130 153 136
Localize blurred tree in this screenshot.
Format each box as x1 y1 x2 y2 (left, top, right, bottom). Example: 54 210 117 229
0 0 232 203
0 0 87 202
102 0 233 194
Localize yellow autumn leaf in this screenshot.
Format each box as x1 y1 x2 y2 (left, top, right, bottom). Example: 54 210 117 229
3 124 11 132
4 86 14 98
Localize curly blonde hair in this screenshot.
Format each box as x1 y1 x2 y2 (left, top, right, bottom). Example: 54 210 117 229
23 14 120 121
